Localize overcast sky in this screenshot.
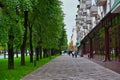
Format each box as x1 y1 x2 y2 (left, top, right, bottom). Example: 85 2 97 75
60 0 78 44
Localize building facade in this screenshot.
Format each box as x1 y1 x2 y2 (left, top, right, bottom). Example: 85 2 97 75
76 0 116 42
76 0 120 61
70 26 77 51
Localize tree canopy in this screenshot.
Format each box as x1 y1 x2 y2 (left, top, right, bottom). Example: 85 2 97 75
0 0 68 69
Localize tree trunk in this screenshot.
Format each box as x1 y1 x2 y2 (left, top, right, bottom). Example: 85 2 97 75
46 49 49 58
16 50 18 58
39 46 42 59
29 25 33 63
51 49 54 56
25 50 28 56
8 28 14 69
43 49 47 58
49 49 51 58
35 47 39 61
20 11 28 65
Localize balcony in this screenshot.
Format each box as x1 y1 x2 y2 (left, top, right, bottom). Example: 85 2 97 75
86 0 92 9
76 15 81 20
76 21 79 25
96 14 100 20
90 5 98 17
86 17 92 24
76 26 80 32
96 0 107 6
79 4 84 10
83 23 88 29
77 10 82 16
76 22 80 27
82 0 86 3
80 21 84 25
80 16 85 21
89 26 92 30
82 9 87 16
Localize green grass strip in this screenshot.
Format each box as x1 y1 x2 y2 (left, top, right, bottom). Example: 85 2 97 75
0 54 59 80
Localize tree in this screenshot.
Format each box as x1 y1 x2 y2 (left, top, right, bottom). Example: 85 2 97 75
19 0 32 65
0 0 24 69
68 40 73 50
0 0 67 69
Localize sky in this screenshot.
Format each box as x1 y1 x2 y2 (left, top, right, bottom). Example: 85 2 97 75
60 0 78 44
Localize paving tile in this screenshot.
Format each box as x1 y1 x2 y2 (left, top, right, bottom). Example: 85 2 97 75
21 54 120 80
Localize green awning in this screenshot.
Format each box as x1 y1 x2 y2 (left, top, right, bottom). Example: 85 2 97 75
112 0 120 10
76 41 81 47
76 41 80 47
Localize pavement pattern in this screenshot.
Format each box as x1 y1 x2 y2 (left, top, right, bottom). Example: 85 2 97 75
21 54 120 80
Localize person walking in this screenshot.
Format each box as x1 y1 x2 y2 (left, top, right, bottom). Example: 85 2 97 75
74 50 78 58
72 51 75 58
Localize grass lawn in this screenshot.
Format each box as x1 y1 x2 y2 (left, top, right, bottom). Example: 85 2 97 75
0 54 59 80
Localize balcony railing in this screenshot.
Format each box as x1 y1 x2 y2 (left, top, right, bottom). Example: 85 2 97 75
90 5 98 17
76 22 80 27
83 23 88 29
86 0 92 9
76 15 81 20
89 25 92 30
80 4 84 10
82 9 87 16
80 21 84 25
96 14 100 20
80 16 85 21
86 17 92 24
77 10 82 16
76 26 80 32
82 0 86 3
96 0 107 6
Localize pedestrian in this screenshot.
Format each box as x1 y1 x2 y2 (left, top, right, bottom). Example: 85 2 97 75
74 51 78 58
72 51 75 58
68 50 70 56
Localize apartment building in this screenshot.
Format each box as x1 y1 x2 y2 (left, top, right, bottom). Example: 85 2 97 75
70 26 77 51
76 0 120 61
76 0 116 42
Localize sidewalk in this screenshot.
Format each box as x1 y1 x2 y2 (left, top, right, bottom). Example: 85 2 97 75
21 54 120 80
89 55 120 74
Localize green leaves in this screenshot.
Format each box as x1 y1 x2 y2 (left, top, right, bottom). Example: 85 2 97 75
29 0 67 50
19 0 32 11
0 0 67 51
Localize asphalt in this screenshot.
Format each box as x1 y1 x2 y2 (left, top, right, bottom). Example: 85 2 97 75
21 54 120 80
